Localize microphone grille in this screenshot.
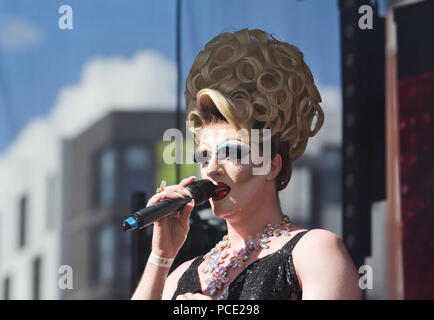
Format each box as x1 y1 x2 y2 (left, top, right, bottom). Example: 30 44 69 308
185 179 217 205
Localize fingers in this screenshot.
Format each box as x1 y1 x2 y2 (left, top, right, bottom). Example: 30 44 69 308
164 191 186 200
178 199 194 222
148 176 196 206
147 192 166 206
162 187 192 201
160 177 196 198
179 176 196 197
179 176 196 187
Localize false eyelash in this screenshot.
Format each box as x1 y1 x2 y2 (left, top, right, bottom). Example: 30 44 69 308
216 141 250 161
193 149 211 165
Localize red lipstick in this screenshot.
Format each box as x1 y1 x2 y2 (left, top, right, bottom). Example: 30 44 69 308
212 182 231 201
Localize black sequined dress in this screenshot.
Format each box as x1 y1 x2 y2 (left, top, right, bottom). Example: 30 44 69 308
171 230 310 300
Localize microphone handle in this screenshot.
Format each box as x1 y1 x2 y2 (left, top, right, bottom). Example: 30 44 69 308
132 196 192 229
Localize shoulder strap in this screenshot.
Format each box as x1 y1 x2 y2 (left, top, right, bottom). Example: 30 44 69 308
284 230 309 299
170 255 204 299
283 230 310 253
189 254 205 270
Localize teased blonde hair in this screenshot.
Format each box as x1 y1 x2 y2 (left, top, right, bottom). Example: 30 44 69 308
185 28 324 190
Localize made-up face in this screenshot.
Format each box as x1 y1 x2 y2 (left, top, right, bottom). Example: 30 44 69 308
195 122 267 218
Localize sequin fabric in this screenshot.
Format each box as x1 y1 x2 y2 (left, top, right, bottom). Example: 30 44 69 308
171 230 310 300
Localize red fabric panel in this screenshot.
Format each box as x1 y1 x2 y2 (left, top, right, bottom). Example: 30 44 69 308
398 69 434 299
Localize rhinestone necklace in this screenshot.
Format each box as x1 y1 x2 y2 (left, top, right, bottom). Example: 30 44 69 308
202 215 292 296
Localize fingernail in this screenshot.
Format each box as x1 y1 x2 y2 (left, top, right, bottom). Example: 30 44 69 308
183 188 192 197
174 192 185 199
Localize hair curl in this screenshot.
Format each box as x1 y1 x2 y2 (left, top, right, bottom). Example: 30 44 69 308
185 28 324 191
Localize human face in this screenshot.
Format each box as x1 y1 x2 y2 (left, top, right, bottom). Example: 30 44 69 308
195 122 266 218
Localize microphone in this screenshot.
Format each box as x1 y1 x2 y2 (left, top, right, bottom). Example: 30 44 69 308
122 179 216 232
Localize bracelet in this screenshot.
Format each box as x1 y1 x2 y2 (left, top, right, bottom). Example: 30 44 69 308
148 252 175 268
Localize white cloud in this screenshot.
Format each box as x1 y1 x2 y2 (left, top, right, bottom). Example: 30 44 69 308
49 50 176 138
0 17 43 50
303 83 342 156
319 83 342 113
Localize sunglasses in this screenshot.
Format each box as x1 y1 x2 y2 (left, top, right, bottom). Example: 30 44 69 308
193 139 251 166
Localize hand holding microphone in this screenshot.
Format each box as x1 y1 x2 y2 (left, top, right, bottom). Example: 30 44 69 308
123 177 217 258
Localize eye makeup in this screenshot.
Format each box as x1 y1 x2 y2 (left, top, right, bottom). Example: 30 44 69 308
216 140 250 162
193 139 250 165
193 147 212 165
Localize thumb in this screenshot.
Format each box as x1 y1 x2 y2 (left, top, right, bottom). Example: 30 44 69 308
179 200 194 223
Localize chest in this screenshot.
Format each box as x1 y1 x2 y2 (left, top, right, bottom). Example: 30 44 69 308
196 237 297 299
171 231 309 300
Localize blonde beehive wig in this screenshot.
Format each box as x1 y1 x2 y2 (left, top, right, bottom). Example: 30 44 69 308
185 28 324 191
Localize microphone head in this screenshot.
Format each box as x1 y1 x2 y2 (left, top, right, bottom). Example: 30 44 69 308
185 179 217 205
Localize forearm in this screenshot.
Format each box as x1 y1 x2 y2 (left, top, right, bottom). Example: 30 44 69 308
130 177 195 299
131 261 171 300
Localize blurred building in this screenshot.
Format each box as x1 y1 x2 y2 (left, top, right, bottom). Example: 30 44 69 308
280 112 342 236
0 131 61 299
60 110 179 299
0 110 181 300
0 175 60 300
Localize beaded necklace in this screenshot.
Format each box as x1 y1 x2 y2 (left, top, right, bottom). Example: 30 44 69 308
202 215 292 296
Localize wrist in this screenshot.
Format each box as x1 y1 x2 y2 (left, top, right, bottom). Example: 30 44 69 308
151 247 178 259
148 252 175 268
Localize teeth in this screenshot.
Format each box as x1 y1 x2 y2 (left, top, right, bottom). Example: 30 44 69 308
216 184 227 192
213 183 230 200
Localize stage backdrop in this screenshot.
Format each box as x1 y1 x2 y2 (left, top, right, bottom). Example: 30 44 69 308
395 1 434 300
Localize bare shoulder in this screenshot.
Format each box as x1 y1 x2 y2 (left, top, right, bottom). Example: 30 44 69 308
161 257 197 300
293 228 349 267
292 229 361 299
294 228 343 253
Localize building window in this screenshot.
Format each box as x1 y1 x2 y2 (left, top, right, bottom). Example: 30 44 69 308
119 230 131 282
124 145 150 170
280 166 312 226
3 276 11 300
3 276 10 300
96 147 117 207
0 215 2 267
121 145 152 203
19 195 28 249
322 146 341 204
94 224 116 285
46 174 57 230
32 256 42 300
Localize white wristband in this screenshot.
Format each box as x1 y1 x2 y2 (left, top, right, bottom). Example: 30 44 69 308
148 252 175 268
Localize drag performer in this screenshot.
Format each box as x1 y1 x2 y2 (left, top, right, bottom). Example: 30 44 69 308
132 28 361 300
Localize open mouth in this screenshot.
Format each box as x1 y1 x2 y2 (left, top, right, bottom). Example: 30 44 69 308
212 182 231 201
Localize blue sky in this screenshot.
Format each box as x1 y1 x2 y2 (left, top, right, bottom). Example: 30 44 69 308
0 0 386 153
